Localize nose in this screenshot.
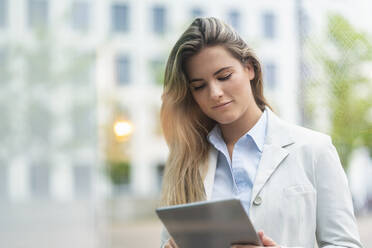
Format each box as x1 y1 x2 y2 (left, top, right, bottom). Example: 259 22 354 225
209 81 223 100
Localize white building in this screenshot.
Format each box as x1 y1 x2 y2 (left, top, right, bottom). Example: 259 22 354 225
100 0 302 196
0 0 109 203
1 0 370 247
0 0 109 247
0 0 304 200
6 0 370 205
94 0 372 200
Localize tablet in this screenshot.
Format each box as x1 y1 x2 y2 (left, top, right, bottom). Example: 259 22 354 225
156 198 263 248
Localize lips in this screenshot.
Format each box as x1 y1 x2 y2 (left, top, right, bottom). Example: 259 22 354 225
212 100 233 109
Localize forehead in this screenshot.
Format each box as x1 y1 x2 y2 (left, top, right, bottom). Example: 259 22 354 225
185 45 240 78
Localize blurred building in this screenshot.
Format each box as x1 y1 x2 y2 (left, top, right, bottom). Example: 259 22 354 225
96 0 304 197
95 0 372 205
0 1 371 248
1 0 371 211
0 0 107 247
0 0 108 203
0 0 308 200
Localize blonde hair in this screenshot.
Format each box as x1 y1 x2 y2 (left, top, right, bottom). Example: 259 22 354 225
160 17 271 206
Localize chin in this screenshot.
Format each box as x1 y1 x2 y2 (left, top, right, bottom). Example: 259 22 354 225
214 115 239 125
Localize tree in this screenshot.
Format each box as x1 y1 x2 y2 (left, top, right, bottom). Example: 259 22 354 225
305 14 372 171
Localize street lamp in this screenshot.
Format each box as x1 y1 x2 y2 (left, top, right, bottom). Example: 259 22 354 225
113 120 133 141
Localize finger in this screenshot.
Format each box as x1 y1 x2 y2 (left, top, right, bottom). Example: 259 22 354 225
230 245 259 248
164 239 173 248
169 238 178 248
230 245 257 248
258 230 264 242
256 230 265 245
261 233 277 246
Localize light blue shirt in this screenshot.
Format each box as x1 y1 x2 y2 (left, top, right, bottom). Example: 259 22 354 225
207 110 268 215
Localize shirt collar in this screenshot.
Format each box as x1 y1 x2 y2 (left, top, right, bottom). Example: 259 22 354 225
246 109 267 152
207 109 268 152
207 124 225 152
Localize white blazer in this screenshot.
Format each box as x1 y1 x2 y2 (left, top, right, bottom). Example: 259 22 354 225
161 109 363 248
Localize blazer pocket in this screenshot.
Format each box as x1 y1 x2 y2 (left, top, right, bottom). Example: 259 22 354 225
283 184 316 196
281 184 317 245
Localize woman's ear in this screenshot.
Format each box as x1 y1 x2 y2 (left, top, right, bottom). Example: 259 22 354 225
246 62 255 81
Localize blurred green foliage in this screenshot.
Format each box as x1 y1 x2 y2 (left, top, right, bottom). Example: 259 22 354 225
105 161 130 185
306 14 372 170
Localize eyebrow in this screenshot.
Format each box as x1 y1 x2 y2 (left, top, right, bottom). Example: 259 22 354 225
189 66 232 83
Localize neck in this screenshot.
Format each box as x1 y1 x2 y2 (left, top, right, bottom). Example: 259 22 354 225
219 105 263 145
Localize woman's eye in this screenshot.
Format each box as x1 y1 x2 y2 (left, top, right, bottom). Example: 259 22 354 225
193 84 205 91
218 73 232 81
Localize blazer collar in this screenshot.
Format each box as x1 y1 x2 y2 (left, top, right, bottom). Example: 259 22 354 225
201 107 295 200
264 107 294 148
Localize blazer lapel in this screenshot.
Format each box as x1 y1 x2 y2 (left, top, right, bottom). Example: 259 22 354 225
250 144 288 203
250 108 294 203
202 147 218 200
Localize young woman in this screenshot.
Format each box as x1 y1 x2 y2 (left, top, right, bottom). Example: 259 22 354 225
159 17 363 248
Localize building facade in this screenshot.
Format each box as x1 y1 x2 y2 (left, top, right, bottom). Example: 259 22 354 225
0 0 304 200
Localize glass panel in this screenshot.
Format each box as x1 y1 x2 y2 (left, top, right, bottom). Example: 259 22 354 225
28 0 49 28
264 62 277 89
263 12 275 39
0 0 7 28
228 10 240 31
116 55 131 85
156 163 165 192
191 7 203 19
152 6 166 34
30 164 50 198
112 4 129 32
149 59 165 85
72 2 90 31
73 165 92 198
0 165 8 199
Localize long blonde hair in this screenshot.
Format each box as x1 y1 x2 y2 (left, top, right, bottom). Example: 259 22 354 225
160 17 271 206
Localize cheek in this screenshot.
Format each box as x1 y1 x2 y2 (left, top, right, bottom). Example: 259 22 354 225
230 77 254 99
192 94 208 111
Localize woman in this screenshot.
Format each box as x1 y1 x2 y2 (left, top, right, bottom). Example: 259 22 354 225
159 17 363 248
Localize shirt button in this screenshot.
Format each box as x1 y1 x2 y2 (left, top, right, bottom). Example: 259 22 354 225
253 196 262 206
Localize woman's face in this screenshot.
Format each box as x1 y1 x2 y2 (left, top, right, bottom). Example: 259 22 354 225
185 45 258 125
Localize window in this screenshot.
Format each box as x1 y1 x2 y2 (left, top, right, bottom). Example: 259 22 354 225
28 0 49 28
0 165 8 200
263 12 276 39
149 59 165 85
73 165 92 198
152 6 166 35
116 55 131 85
228 10 240 31
0 48 6 67
156 163 165 191
112 4 129 33
30 164 50 198
0 0 7 28
28 103 52 142
72 1 90 31
72 104 95 143
191 7 203 19
264 62 277 89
